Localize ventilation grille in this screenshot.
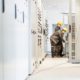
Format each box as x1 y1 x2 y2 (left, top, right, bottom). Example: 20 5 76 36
72 16 75 41
71 15 75 60
72 43 75 59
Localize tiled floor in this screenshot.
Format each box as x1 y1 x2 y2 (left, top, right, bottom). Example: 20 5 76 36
28 56 80 80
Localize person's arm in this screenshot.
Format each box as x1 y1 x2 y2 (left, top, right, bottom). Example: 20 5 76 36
58 32 65 42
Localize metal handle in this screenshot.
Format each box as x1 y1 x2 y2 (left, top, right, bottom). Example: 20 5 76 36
2 0 5 13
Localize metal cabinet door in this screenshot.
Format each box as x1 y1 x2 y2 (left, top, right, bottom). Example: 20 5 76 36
28 0 38 74
0 0 3 80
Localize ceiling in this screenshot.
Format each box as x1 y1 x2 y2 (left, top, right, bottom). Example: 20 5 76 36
42 0 69 13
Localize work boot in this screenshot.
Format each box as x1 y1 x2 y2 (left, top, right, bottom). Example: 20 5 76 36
51 51 55 58
60 54 64 57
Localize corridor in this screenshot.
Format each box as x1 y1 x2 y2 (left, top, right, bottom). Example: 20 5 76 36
28 56 80 80
1 0 80 80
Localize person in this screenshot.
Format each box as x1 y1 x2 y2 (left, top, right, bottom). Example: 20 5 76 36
57 28 67 57
50 27 67 57
50 21 63 57
50 30 61 57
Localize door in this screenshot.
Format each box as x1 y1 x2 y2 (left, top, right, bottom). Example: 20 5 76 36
0 0 3 80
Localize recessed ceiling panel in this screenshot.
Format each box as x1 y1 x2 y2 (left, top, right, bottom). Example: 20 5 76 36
42 0 69 12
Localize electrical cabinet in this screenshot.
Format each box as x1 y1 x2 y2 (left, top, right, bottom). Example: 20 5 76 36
29 0 47 73
0 0 3 80
69 15 76 62
69 0 80 63
1 0 29 80
29 0 38 74
0 0 47 79
37 0 47 65
37 1 43 64
42 19 48 58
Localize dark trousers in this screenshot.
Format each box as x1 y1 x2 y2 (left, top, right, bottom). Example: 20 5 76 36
50 40 63 57
51 46 55 57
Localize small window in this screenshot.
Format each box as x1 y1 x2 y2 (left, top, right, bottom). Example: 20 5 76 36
2 0 5 13
15 4 17 19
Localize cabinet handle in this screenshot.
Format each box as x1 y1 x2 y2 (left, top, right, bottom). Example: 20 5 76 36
23 12 24 23
2 0 5 13
15 4 17 19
